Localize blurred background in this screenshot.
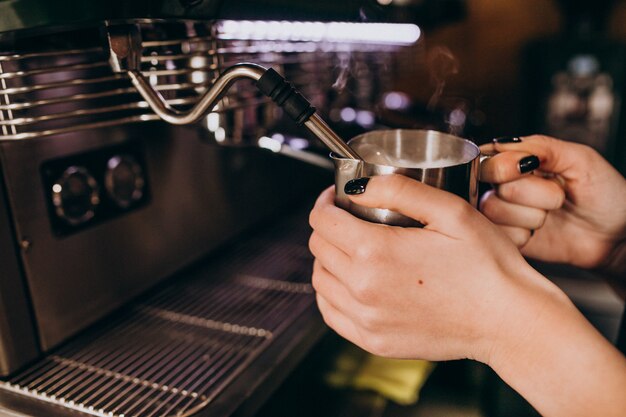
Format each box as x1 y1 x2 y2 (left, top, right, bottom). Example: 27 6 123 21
384 0 626 174
253 1 626 416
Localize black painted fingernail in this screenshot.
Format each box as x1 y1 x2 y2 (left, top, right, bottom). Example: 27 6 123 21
519 155 540 173
493 136 522 144
345 177 370 195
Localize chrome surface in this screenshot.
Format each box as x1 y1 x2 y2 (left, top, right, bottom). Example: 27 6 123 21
0 123 326 353
0 20 411 143
126 64 265 125
106 24 143 73
304 113 361 160
51 166 101 226
332 129 481 226
104 155 145 209
0 215 316 417
107 24 358 159
0 22 225 141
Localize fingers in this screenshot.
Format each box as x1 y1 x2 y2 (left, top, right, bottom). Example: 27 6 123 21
480 190 547 230
316 293 362 345
480 151 540 183
480 135 597 180
496 225 533 248
311 260 354 310
347 174 477 232
309 186 383 256
308 234 352 281
312 261 364 345
496 175 565 210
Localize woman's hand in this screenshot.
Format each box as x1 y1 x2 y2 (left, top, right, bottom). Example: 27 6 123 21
309 175 564 363
309 174 626 417
479 135 626 272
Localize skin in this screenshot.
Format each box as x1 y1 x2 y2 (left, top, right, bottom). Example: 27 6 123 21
308 135 626 417
479 135 626 276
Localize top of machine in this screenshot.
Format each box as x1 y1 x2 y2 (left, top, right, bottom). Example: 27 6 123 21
0 0 466 33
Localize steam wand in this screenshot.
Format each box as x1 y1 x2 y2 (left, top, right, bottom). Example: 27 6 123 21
105 24 362 161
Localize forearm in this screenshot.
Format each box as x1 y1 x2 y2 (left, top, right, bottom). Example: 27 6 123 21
489 270 626 417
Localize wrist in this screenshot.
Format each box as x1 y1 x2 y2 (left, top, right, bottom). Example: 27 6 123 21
482 265 626 417
483 266 573 371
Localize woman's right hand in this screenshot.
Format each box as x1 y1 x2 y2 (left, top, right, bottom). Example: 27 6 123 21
479 135 626 273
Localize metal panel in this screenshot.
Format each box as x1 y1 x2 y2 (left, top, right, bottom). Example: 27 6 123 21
0 152 39 376
0 122 327 352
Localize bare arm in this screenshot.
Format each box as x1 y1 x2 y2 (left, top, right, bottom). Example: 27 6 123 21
309 176 626 417
489 268 626 417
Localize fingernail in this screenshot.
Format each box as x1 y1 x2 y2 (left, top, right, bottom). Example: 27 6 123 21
519 155 540 173
493 136 522 144
345 177 370 195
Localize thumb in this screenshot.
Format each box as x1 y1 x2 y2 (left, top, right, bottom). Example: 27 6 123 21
480 135 593 181
345 174 475 231
480 151 540 184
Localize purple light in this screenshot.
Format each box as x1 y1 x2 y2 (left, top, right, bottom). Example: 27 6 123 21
383 92 411 110
340 107 357 123
356 110 375 127
289 138 310 150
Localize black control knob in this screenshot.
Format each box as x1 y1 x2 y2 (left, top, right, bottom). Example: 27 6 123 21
105 155 145 209
52 166 100 226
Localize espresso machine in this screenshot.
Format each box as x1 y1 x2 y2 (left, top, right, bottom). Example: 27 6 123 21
0 1 426 416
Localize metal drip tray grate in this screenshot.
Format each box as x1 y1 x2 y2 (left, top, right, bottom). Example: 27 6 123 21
0 219 315 417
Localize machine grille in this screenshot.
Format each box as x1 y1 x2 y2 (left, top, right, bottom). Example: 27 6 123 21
0 21 226 140
0 20 408 141
0 217 316 417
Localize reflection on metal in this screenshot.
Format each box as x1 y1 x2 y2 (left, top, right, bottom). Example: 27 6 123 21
0 19 417 143
125 64 266 125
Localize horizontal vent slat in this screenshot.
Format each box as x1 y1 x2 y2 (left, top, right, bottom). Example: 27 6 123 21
0 20 403 141
0 47 103 62
0 62 110 80
0 97 269 127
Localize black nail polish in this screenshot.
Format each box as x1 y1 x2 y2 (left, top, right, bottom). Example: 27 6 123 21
519 155 540 173
493 136 522 144
345 177 370 195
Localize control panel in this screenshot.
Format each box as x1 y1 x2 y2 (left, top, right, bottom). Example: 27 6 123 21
41 142 150 236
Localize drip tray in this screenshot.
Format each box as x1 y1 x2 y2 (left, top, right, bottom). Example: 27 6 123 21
0 216 320 417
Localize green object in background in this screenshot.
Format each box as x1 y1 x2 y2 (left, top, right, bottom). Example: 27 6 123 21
326 343 435 406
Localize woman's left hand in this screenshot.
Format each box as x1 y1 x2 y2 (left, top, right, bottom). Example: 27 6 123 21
308 174 566 364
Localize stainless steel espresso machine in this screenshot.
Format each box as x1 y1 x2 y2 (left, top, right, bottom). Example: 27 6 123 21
0 1 421 416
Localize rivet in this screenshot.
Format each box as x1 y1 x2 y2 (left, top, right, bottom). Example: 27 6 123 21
20 238 32 252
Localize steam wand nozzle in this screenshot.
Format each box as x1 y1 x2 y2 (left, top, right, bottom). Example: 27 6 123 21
256 69 362 160
103 23 361 160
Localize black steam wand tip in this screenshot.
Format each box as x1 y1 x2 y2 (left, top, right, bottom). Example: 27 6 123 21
256 68 316 125
256 68 362 160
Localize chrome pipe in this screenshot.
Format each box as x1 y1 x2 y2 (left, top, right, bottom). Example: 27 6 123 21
106 24 361 160
127 64 266 126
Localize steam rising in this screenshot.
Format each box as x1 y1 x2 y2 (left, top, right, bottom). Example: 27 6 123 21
332 53 352 92
426 46 459 111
